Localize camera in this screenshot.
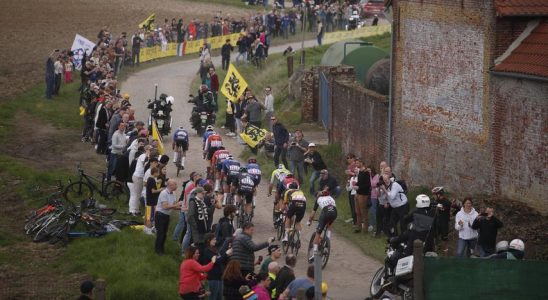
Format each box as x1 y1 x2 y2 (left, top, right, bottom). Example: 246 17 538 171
376 180 384 187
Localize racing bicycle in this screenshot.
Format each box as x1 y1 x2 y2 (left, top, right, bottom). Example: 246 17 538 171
307 219 332 269
282 215 301 256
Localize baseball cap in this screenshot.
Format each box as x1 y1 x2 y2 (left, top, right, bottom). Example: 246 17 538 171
308 143 316 147
268 244 280 255
194 187 205 194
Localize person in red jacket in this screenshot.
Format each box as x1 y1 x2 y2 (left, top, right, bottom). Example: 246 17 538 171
179 245 217 299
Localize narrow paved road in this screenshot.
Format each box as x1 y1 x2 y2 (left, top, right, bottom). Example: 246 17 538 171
121 40 380 299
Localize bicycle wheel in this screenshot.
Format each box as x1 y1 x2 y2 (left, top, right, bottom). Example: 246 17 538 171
321 237 331 269
104 181 129 203
64 181 93 203
307 232 317 259
276 216 285 241
293 231 301 257
282 229 292 254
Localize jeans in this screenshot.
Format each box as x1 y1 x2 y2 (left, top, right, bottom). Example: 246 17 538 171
208 280 223 300
288 160 305 184
222 55 230 70
369 198 378 227
172 211 187 241
348 192 356 225
235 52 247 65
182 220 192 251
456 238 477 257
309 170 321 195
154 212 170 254
107 153 120 181
235 118 243 143
274 145 288 168
132 49 140 66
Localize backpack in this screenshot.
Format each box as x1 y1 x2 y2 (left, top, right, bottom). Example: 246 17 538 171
396 179 408 194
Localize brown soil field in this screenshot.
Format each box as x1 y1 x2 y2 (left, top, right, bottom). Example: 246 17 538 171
0 0 251 101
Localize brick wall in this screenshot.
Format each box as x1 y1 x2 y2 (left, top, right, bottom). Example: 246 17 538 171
491 76 548 212
330 80 389 167
301 66 355 122
392 0 498 195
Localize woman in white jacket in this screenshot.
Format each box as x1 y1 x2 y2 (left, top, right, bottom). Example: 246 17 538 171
454 197 479 257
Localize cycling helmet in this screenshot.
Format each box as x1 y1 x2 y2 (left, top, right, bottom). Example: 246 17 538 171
278 164 286 170
239 167 248 173
123 93 130 100
178 125 184 129
166 95 174 104
415 194 431 208
227 154 234 159
248 157 257 164
288 182 298 190
320 190 330 196
432 186 444 194
200 84 209 92
286 173 294 178
321 282 328 295
206 125 214 131
509 239 525 252
496 240 509 253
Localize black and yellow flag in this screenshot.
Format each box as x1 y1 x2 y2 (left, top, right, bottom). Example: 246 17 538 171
240 123 269 148
221 64 248 103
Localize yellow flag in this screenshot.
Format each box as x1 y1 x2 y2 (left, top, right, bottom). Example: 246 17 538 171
221 64 248 103
151 120 165 155
139 13 156 30
240 123 268 148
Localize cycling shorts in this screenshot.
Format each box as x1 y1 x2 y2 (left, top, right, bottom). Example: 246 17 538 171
216 161 226 171
250 174 261 187
317 206 337 234
175 140 189 152
287 201 306 222
237 189 254 204
226 175 239 186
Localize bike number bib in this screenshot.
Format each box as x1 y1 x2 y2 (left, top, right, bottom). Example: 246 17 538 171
175 131 188 141
210 139 223 148
240 176 255 191
229 164 240 176
248 168 261 176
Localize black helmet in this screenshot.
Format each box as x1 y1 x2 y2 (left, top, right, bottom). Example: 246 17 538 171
288 182 298 189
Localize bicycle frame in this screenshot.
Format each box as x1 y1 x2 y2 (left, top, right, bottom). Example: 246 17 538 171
76 167 106 196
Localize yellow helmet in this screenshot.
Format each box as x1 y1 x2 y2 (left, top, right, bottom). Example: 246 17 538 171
321 282 328 294
123 93 130 100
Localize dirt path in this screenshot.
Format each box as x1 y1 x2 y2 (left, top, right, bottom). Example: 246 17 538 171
122 41 380 299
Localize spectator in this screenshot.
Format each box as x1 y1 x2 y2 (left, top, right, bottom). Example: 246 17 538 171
379 173 408 237
287 130 308 184
267 261 280 299
187 187 209 249
129 145 151 215
155 179 180 254
77 280 94 300
304 143 327 195
95 100 113 155
317 169 339 198
279 264 315 300
179 245 216 299
472 206 503 257
144 166 163 235
354 159 371 233
244 94 266 128
203 184 221 231
236 35 248 65
108 122 128 181
201 233 229 300
253 272 272 300
271 116 289 168
209 68 219 111
263 86 275 131
432 186 451 253
232 222 274 277
273 254 296 299
344 154 357 225
454 197 479 257
260 244 282 273
221 39 233 70
225 98 237 137
316 20 323 45
368 166 379 232
222 260 250 300
217 204 237 247
53 57 63 95
235 95 246 144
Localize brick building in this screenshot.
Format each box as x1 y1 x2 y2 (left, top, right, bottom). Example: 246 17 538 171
388 0 548 212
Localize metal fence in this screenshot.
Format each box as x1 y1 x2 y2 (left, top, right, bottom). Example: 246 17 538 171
319 72 331 129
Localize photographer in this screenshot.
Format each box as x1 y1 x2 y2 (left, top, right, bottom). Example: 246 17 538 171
232 222 275 277
287 130 309 184
472 206 503 257
379 174 409 237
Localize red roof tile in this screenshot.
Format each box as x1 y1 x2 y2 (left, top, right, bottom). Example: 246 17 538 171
494 20 548 78
495 0 548 16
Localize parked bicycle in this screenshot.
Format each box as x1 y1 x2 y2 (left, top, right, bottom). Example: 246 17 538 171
307 219 332 269
64 164 129 204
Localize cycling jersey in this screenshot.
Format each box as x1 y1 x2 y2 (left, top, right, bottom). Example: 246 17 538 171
246 163 262 186
284 189 306 204
173 128 189 143
314 195 336 211
202 130 216 143
286 190 307 222
212 149 230 169
270 168 290 185
205 133 223 151
222 159 241 177
237 173 256 192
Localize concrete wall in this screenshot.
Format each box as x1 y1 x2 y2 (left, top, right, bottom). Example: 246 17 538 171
330 80 389 167
491 76 548 212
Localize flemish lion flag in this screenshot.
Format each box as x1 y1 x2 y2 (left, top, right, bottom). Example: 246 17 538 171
221 64 248 103
151 120 165 155
240 123 269 148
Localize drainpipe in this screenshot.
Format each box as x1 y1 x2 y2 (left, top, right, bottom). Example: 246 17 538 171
387 6 394 166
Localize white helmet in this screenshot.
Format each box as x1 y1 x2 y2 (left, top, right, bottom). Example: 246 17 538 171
496 240 509 253
415 194 431 208
509 239 525 252
166 96 174 104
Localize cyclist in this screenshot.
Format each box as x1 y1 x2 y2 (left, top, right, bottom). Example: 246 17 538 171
282 182 306 242
201 125 216 154
211 146 230 192
307 190 337 262
246 157 262 208
204 129 223 177
235 167 256 222
172 126 189 169
268 164 291 220
221 154 241 206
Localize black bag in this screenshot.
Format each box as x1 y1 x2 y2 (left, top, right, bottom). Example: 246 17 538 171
396 180 408 194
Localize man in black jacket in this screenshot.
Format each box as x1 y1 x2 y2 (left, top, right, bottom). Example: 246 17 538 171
304 143 327 195
221 39 233 70
232 222 274 277
318 169 341 198
472 207 503 257
271 116 289 168
95 100 112 154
